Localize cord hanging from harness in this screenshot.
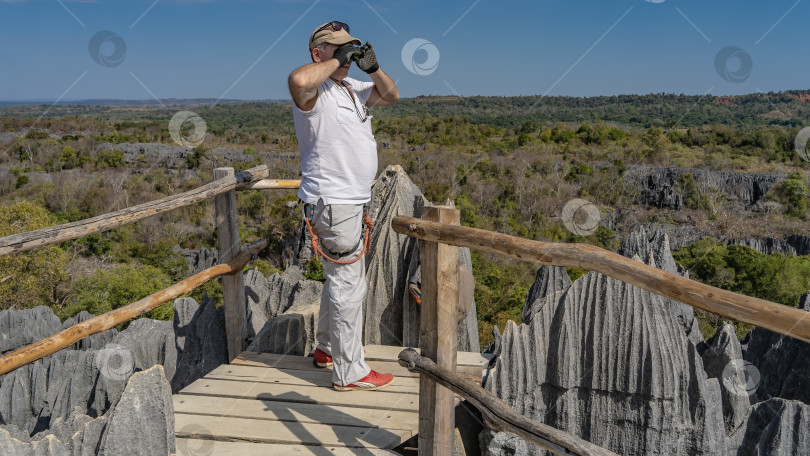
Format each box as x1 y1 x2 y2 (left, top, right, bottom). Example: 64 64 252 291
304 204 374 265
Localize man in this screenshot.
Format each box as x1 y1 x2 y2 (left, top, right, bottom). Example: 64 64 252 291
288 21 399 391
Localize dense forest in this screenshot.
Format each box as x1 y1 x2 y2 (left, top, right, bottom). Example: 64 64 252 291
1 90 809 344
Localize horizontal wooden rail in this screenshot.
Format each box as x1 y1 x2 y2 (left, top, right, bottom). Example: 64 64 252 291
392 216 810 344
242 179 301 190
0 239 266 377
397 349 618 456
0 165 269 258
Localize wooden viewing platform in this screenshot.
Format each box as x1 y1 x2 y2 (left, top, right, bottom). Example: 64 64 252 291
173 345 492 455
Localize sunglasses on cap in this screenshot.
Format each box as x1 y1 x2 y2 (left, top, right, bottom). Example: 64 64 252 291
310 21 350 43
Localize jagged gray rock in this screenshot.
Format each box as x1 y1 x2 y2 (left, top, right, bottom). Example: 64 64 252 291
483 228 810 455
483 266 726 455
112 319 177 384
0 365 175 456
620 226 703 345
171 295 228 393
521 266 572 324
247 273 322 356
364 166 480 351
176 246 218 275
97 142 191 169
741 292 810 405
97 365 175 455
456 247 480 353
363 165 426 347
787 234 810 256
62 311 117 350
727 398 810 455
624 166 783 210
698 322 751 434
724 238 797 256
0 307 63 354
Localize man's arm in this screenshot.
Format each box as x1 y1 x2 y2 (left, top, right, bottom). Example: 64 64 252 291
288 60 340 112
354 42 399 107
367 68 399 107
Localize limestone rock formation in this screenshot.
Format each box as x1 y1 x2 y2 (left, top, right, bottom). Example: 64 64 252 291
521 266 571 325
742 292 810 405
620 226 703 345
176 246 218 275
787 234 810 256
698 322 750 434
481 228 810 455
0 365 175 456
363 164 426 347
724 237 797 256
62 311 117 351
0 307 63 354
727 398 810 455
246 267 323 356
482 268 725 455
624 166 783 210
171 295 228 393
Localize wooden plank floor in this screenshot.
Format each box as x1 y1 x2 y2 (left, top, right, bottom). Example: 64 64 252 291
173 345 491 455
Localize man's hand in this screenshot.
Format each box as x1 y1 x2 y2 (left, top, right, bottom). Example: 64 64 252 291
355 42 379 74
333 44 363 66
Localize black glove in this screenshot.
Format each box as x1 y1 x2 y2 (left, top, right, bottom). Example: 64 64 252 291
355 42 379 74
332 43 363 66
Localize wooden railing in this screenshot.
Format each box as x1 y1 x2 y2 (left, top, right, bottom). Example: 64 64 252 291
0 164 300 362
398 349 618 456
391 207 810 455
0 240 266 376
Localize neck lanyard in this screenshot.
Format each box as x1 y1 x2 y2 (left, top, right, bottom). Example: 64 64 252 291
335 81 369 123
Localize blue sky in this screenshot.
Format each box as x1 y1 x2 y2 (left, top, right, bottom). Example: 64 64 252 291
0 0 806 101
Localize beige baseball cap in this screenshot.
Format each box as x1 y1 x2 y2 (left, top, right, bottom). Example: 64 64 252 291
308 21 361 51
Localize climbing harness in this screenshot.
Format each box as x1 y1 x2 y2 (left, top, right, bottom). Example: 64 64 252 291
304 203 374 265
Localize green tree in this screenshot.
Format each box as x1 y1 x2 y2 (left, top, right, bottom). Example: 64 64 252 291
0 202 67 310
64 264 172 319
779 173 807 218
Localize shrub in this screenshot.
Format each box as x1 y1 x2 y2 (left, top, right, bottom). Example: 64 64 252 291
0 201 67 310
778 173 807 219
674 240 810 338
63 264 172 320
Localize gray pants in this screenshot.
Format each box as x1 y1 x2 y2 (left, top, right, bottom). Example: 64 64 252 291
309 199 371 386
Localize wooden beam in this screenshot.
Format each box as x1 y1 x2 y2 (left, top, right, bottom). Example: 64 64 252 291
398 349 619 456
417 206 460 456
214 168 248 362
0 165 269 258
241 179 301 190
391 216 810 345
0 240 266 377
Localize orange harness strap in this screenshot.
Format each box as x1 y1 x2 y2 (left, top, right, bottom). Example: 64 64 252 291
304 206 374 265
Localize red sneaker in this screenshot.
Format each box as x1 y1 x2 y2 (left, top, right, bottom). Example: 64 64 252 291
333 370 394 391
313 348 332 368
312 348 366 368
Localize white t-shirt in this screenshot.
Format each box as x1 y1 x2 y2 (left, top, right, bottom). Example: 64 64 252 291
293 77 378 205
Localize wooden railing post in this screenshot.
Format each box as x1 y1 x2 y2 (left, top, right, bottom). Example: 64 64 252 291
418 206 460 455
214 168 247 362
